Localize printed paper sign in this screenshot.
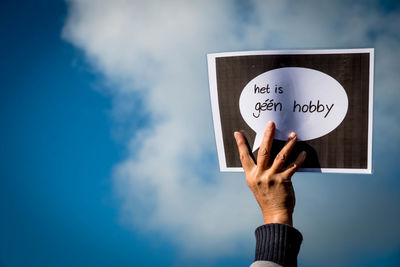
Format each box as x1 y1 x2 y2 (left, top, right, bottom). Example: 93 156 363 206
207 49 374 173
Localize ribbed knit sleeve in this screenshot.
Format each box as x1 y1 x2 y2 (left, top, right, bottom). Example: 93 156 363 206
254 224 303 267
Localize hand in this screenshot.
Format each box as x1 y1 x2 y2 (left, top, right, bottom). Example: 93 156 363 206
234 121 306 226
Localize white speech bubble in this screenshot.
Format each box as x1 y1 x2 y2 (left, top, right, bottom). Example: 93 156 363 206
239 67 348 152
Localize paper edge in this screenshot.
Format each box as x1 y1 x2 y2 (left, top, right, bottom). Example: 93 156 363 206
220 167 372 174
207 54 228 171
368 49 374 174
208 48 374 57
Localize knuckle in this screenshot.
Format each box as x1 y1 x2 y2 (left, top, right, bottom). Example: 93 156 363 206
240 152 248 162
258 147 269 157
277 153 287 162
236 138 244 146
277 174 289 183
263 172 274 183
247 178 258 189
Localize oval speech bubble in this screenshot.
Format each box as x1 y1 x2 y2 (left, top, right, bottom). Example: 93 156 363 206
239 67 348 152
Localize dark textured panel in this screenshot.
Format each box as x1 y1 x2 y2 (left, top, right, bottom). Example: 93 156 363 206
215 53 369 169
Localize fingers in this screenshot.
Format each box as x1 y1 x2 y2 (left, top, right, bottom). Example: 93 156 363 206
234 131 255 173
257 121 275 170
282 151 307 178
270 132 297 173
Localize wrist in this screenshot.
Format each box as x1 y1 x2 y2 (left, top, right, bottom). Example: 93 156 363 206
263 213 293 226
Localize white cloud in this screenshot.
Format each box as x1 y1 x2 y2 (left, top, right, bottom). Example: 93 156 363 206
63 0 261 258
63 0 400 264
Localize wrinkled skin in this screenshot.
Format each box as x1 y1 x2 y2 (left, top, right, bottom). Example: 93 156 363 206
234 121 306 226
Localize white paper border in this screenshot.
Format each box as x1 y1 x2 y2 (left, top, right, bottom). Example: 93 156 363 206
207 48 374 174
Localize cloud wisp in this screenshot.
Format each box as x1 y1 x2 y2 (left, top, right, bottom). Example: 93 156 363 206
63 0 400 264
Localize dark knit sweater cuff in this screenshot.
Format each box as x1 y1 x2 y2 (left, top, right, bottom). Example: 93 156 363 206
254 223 303 267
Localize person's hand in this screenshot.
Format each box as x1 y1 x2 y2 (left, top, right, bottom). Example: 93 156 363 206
234 121 306 226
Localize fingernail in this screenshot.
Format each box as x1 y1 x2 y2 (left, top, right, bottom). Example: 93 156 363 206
300 151 307 160
234 131 240 139
289 132 296 139
267 121 274 129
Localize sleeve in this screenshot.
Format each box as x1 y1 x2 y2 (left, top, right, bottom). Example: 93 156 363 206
251 223 303 267
250 260 283 267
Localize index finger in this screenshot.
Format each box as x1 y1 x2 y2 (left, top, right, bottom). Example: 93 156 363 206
234 132 255 173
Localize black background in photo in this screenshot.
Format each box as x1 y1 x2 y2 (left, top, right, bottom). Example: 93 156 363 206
215 53 369 169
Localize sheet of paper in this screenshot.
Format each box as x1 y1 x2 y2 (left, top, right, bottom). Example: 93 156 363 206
207 49 374 173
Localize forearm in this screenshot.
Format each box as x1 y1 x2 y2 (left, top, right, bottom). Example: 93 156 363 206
235 122 304 267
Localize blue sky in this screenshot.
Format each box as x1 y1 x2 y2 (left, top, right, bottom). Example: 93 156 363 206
1 0 400 266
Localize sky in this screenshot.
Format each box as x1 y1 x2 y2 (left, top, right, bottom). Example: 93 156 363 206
1 0 400 266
